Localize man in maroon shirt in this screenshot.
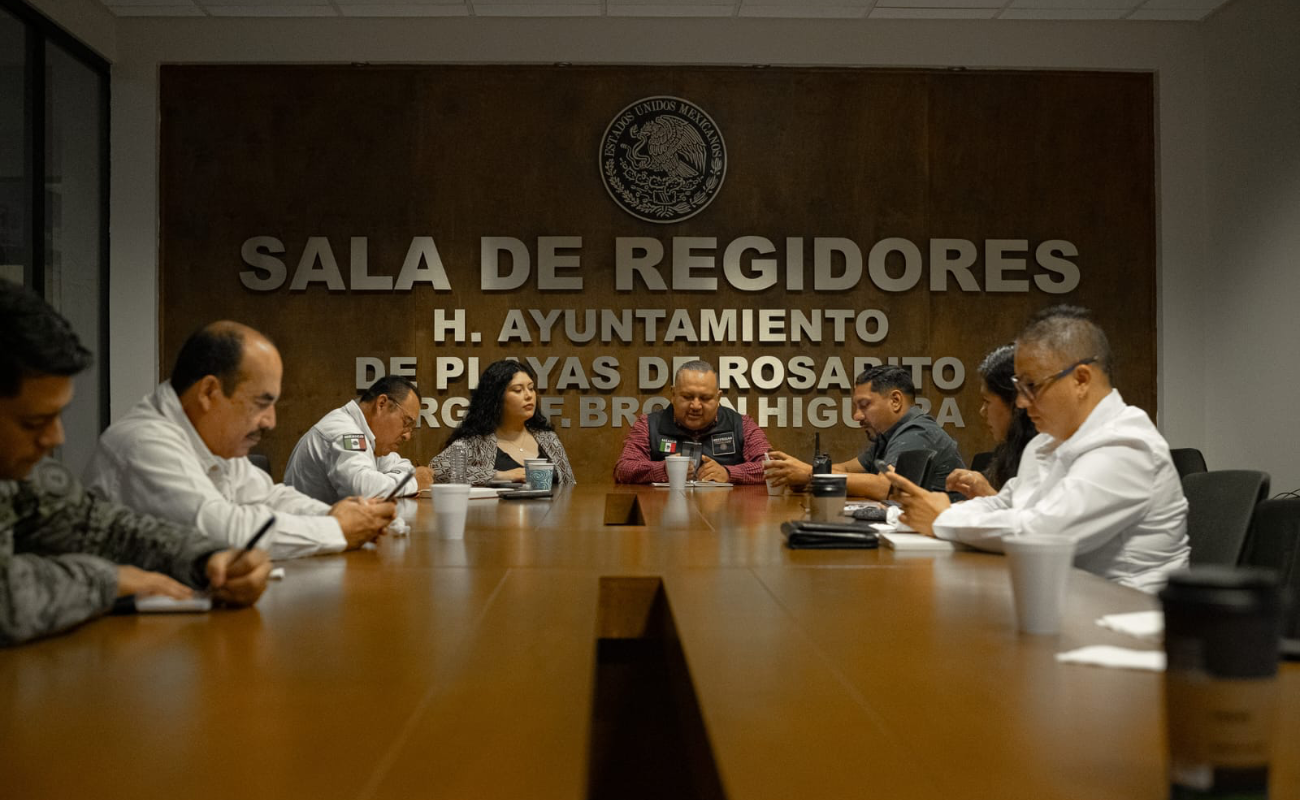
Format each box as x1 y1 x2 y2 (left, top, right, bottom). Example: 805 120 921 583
614 361 771 484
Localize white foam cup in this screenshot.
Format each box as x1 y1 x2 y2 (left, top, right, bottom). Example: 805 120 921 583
665 455 690 491
1004 535 1076 635
762 453 784 496
431 483 472 540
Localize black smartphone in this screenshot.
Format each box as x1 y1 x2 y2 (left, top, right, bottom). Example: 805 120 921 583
380 470 415 502
875 459 897 500
500 488 553 500
786 520 878 534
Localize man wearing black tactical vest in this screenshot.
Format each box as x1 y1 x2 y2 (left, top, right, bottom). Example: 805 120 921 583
614 361 771 485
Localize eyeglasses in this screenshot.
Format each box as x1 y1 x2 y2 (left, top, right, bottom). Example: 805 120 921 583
1010 358 1097 403
395 405 417 433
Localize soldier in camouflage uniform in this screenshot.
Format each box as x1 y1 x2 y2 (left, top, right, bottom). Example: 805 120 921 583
1 281 271 646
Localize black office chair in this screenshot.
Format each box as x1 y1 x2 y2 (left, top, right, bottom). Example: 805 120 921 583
969 451 994 476
248 453 273 476
1239 498 1300 642
1170 448 1208 479
1182 470 1270 567
893 449 936 491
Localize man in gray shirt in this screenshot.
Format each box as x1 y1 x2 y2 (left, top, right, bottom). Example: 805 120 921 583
0 281 270 646
765 365 965 500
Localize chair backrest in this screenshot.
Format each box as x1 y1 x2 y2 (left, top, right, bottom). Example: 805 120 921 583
248 453 272 476
893 449 937 491
1239 497 1300 640
969 451 994 476
1170 448 1208 479
1182 470 1270 567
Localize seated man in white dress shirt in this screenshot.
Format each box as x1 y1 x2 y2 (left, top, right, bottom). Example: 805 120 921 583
85 321 395 560
283 375 433 504
884 305 1189 593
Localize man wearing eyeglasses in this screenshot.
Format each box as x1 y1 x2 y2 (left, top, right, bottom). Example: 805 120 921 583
284 375 432 504
884 305 1189 593
85 322 395 559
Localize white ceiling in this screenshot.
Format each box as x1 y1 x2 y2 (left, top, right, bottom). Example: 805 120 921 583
102 0 1234 21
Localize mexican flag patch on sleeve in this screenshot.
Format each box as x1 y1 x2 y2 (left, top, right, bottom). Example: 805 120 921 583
339 434 368 452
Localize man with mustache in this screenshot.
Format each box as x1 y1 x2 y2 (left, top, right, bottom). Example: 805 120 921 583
2 285 270 646
85 322 393 559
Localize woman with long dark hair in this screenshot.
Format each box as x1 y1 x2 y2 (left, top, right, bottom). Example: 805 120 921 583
945 344 1038 499
429 359 576 485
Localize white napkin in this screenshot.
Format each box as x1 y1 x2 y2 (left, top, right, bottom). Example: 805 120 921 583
1096 610 1164 641
876 531 955 551
1055 645 1165 672
387 516 411 536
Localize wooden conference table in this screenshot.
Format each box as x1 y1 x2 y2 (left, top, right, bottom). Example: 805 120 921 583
3 484 1297 800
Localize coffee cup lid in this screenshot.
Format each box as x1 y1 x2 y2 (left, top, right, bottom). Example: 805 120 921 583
1161 567 1282 613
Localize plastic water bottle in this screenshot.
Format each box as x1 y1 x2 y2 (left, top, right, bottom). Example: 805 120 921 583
449 441 468 484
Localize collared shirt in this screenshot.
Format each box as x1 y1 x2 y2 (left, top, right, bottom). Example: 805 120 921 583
613 410 772 484
2 459 224 646
283 400 416 504
932 390 1190 593
83 382 347 560
857 405 965 496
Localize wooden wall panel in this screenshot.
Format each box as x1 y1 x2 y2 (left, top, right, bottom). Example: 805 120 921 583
159 65 1156 483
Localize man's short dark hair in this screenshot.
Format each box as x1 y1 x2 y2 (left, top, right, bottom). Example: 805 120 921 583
857 365 916 401
0 280 93 398
170 324 246 397
1018 304 1114 377
673 360 716 385
359 375 419 404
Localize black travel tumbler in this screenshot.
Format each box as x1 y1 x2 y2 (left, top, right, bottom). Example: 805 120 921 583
1160 567 1283 799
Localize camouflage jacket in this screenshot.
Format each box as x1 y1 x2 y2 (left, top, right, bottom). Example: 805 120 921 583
1 459 226 646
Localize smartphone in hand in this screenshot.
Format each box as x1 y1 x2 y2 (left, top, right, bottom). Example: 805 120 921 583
875 459 897 500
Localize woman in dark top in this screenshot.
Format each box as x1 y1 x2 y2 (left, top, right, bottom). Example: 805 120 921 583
429 359 576 485
946 344 1038 499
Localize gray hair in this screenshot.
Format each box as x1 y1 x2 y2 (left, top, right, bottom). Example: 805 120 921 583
673 360 716 385
359 374 419 403
1017 305 1113 377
